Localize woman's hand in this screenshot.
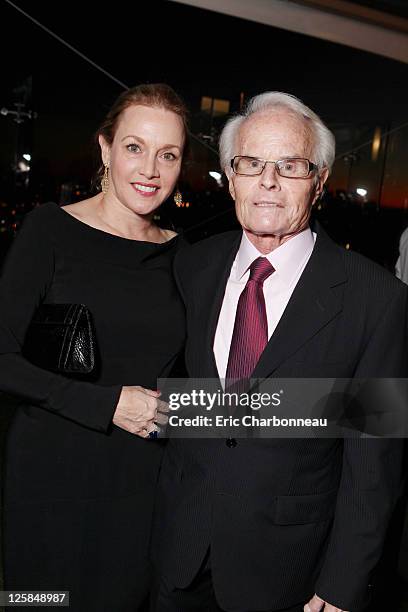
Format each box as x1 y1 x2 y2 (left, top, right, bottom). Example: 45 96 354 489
112 386 169 438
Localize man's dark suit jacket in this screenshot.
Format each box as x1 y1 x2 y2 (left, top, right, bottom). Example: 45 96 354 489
154 224 408 612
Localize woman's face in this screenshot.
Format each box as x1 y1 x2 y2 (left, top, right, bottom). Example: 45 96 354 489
100 104 185 216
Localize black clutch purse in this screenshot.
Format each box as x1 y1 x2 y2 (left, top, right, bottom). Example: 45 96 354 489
23 303 98 376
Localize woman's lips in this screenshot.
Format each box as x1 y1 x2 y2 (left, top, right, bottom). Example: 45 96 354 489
131 182 160 197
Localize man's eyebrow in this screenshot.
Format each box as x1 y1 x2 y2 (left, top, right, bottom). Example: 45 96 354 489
277 154 308 159
244 153 307 159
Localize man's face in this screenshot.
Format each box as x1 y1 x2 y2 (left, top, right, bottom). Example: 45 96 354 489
228 109 328 243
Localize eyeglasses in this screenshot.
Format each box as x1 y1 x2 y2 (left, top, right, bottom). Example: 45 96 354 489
231 156 318 179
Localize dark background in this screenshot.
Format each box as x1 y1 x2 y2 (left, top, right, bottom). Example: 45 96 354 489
0 1 407 180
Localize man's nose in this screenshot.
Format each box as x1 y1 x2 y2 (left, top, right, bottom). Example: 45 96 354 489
139 155 159 179
259 161 281 190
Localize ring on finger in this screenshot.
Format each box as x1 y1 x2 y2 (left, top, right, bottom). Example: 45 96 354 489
148 424 161 439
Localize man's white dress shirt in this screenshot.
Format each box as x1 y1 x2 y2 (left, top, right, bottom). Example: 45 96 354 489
213 228 316 381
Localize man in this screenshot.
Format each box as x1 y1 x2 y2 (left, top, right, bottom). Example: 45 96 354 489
396 225 408 284
153 93 407 612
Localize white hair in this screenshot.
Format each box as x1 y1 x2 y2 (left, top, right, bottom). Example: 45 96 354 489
219 92 336 176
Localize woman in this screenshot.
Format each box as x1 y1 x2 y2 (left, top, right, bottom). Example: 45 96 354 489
0 84 187 611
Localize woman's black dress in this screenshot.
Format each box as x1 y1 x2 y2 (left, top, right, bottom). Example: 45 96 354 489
0 203 185 611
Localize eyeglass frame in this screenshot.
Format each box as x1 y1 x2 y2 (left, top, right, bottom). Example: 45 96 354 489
230 155 319 179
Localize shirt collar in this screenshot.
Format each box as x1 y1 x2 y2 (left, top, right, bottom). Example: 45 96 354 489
234 228 316 286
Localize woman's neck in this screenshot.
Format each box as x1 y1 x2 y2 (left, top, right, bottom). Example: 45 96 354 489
96 193 164 242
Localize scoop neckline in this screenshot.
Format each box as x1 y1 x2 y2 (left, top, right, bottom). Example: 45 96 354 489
51 202 178 246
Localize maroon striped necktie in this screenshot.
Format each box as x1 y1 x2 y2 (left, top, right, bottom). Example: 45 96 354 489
226 257 274 383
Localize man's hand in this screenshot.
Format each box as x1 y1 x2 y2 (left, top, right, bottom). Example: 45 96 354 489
305 594 349 612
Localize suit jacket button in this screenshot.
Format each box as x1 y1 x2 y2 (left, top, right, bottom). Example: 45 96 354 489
226 437 237 448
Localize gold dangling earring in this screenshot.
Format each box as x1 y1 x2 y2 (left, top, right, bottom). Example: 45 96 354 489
174 189 183 207
101 163 109 193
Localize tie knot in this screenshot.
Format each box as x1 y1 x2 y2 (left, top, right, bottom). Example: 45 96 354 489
249 257 274 284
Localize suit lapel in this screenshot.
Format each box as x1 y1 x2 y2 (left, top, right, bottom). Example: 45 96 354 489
252 225 347 378
194 232 242 379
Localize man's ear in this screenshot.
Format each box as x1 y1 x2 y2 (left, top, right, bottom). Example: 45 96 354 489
313 167 329 204
98 135 111 167
228 173 236 201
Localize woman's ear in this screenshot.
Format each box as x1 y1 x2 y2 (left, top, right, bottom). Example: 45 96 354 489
98 135 110 167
